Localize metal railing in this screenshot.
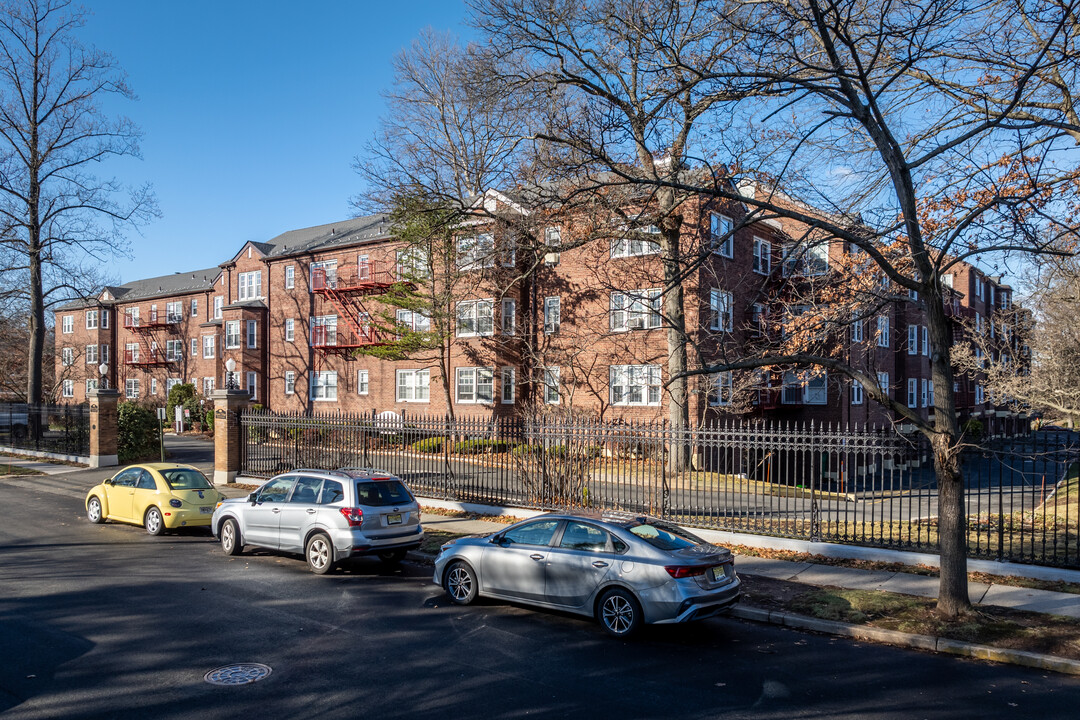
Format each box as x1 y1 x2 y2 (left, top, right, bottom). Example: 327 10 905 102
238 410 1080 569
0 403 90 456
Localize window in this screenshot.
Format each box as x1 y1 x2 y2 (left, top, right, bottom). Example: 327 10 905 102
203 335 215 359
62 379 74 398
191 298 198 318
62 315 73 333
396 309 431 332
100 344 108 365
500 238 517 267
610 289 661 331
975 384 985 404
609 364 661 406
851 380 864 405
165 340 182 362
975 346 985 368
311 315 338 346
920 378 928 408
238 271 262 300
166 302 183 323
804 372 827 405
203 377 215 395
907 325 918 355
166 378 180 394
396 369 430 402
310 260 338 288
543 367 561 405
782 242 829 277
941 273 954 289
709 289 733 332
225 320 241 349
247 371 257 400
285 318 295 342
975 312 983 334
752 237 771 275
191 338 198 357
456 367 494 404
609 220 660 258
125 378 140 399
503 519 561 547
710 213 733 257
781 371 825 405
876 316 890 347
86 310 98 329
709 371 733 406
457 233 495 270
124 308 140 328
907 378 918 408
357 369 369 395
62 347 74 366
544 226 561 265
213 296 223 319
101 308 109 328
285 371 296 395
456 299 494 337
285 265 295 289
310 371 338 401
921 326 929 356
928 380 935 406
851 317 864 342
86 379 98 394
247 320 257 348
501 367 515 404
501 299 516 335
877 372 890 393
86 345 98 364
751 303 768 337
544 296 561 334
151 378 158 396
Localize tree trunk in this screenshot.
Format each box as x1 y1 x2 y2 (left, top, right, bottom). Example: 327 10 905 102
660 217 690 474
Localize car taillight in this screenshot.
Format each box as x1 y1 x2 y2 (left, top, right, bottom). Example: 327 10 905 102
339 507 364 527
665 565 708 579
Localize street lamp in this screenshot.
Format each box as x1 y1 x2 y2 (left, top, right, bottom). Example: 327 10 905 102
225 357 238 390
98 362 108 390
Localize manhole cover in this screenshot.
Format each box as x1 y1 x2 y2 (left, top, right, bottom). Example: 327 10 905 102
204 663 273 686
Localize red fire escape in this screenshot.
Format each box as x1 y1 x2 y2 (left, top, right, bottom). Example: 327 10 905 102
310 261 410 360
123 310 179 366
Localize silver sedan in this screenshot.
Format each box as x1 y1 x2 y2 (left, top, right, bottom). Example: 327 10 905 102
432 512 741 637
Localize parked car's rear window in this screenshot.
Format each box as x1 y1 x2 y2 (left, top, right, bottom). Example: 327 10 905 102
627 521 704 551
161 469 213 490
355 480 412 507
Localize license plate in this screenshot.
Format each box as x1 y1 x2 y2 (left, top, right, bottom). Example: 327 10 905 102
709 566 726 582
386 513 402 525
199 506 213 515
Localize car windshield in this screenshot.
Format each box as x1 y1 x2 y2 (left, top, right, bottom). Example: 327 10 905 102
160 468 213 490
627 521 705 551
355 480 412 507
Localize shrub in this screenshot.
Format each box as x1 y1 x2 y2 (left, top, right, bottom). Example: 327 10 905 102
963 419 984 441
166 383 201 431
411 437 445 453
205 409 215 434
452 438 507 454
117 402 159 463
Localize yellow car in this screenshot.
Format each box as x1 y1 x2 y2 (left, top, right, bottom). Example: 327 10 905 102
85 463 226 535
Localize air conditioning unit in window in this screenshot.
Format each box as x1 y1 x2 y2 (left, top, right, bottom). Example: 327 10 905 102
544 252 560 265
628 316 645 329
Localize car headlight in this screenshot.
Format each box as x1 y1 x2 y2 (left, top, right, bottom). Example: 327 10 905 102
169 499 182 508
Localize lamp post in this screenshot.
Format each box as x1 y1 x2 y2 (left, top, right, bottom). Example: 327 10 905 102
225 357 238 390
98 362 108 390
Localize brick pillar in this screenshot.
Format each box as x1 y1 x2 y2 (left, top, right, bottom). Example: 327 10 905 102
88 388 121 468
212 389 250 486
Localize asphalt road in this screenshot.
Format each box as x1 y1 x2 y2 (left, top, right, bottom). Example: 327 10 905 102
2 470 1079 719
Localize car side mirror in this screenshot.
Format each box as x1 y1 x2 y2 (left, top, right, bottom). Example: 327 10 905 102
489 534 502 544
248 492 258 504
104 478 113 485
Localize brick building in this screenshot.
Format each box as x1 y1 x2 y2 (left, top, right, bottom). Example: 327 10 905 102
53 193 1024 432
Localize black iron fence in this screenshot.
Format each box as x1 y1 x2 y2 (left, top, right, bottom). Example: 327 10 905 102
239 409 1080 569
0 403 90 457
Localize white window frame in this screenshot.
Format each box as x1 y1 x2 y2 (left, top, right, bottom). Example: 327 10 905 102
101 309 109 328
610 289 661 332
62 315 73 334
709 371 733 406
166 301 183 324
85 345 98 365
285 265 295 289
310 371 338 402
851 380 864 405
752 237 771 275
357 369 369 395
921 326 929 356
851 317 864 343
877 372 890 393
609 219 660 258
501 298 516 336
191 298 198 318
456 299 494 338
457 234 495 270
543 366 561 405
203 377 215 395
237 270 262 301
877 316 890 347
165 340 182 362
247 320 257 349
86 379 99 394
311 315 338 346
285 318 295 342
125 378 140 399
456 366 494 405
61 347 74 366
247 371 257 400
907 325 918 355
609 364 662 407
709 289 733 332
396 309 431 333
285 371 296 395
203 335 215 359
191 338 198 357
920 378 929 408
501 367 516 404
62 379 74 398
151 378 158 396
928 380 935 407
213 296 223 319
544 296 561 334
710 213 733 257
85 310 98 329
100 344 108 365
395 369 430 403
907 378 918 408
225 320 241 349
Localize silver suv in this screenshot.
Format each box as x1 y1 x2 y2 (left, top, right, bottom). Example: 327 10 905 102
211 468 424 574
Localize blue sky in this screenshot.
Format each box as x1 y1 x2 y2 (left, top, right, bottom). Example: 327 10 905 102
80 1 470 283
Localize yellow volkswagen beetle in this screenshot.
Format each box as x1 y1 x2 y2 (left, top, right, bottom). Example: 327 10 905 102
85 463 226 535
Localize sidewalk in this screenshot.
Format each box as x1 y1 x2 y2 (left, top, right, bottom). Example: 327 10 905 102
0 457 80 475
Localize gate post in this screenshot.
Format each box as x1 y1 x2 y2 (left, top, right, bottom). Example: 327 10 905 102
212 389 250 486
87 388 120 468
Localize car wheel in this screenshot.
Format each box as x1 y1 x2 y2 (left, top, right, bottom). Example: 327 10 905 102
86 496 105 524
220 518 243 556
378 549 408 566
444 560 478 605
597 588 642 638
144 507 165 536
305 532 335 575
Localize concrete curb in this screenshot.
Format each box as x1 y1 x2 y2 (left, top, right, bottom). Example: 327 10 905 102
730 606 1080 676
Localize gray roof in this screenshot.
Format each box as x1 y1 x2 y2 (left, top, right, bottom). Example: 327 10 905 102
105 267 222 303
260 214 393 259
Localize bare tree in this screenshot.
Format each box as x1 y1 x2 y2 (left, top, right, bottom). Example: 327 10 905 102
0 0 156 404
